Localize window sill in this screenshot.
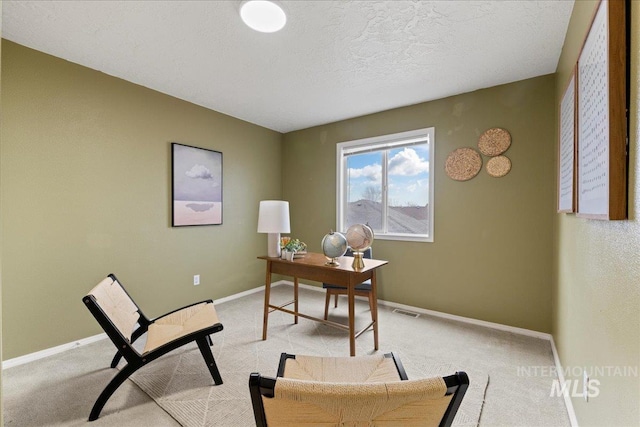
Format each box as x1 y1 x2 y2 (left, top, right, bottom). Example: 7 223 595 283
369 234 433 243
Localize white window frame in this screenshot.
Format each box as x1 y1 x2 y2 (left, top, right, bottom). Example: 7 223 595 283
336 127 435 243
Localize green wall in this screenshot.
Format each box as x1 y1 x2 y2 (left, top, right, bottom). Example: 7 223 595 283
0 40 282 359
282 75 556 333
553 1 640 426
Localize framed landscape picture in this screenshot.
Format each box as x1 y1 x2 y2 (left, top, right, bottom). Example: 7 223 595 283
171 143 223 226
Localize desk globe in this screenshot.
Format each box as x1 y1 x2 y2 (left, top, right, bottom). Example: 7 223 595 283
345 224 374 270
321 231 348 266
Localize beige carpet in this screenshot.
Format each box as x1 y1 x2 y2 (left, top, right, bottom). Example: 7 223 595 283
126 286 488 426
3 284 572 426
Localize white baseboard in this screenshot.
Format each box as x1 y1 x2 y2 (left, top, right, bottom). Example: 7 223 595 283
550 336 579 427
1 284 269 370
2 277 579 427
379 298 552 340
279 280 552 340
213 284 266 305
2 333 107 370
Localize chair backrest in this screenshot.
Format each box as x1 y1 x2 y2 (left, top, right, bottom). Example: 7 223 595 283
278 352 406 382
86 275 140 340
83 275 147 362
250 371 469 427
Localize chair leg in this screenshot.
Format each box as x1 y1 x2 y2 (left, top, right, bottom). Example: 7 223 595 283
196 337 223 385
207 334 213 346
334 293 339 308
89 363 139 421
324 291 331 320
110 327 147 368
109 352 122 369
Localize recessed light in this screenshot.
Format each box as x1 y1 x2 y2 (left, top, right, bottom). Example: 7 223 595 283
240 0 287 33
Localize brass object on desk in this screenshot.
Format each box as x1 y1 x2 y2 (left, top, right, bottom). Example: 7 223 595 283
351 251 365 270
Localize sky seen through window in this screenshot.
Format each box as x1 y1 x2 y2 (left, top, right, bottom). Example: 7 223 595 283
346 144 429 207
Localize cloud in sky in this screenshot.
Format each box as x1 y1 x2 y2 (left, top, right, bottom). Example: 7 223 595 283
348 148 427 182
388 148 428 176
185 164 213 180
348 164 382 182
407 178 428 193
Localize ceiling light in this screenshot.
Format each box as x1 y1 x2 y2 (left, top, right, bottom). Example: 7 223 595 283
240 0 287 33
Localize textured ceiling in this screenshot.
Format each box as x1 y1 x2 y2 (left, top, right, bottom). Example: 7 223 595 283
2 1 574 133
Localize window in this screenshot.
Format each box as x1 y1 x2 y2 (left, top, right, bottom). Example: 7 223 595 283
336 128 434 242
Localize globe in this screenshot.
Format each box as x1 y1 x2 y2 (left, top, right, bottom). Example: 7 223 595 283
321 231 348 266
345 223 374 251
345 224 374 270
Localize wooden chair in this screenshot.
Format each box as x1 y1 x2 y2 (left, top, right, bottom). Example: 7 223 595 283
323 247 374 320
82 273 224 421
249 352 469 427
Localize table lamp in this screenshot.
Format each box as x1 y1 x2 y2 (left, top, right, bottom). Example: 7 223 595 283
257 200 290 258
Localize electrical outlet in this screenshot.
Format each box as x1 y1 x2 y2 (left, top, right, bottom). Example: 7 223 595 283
193 275 200 286
583 371 589 402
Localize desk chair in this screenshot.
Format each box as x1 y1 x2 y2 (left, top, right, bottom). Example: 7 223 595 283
83 274 224 420
249 352 469 427
323 247 373 320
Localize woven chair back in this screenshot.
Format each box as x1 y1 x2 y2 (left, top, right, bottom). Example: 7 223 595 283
263 377 452 426
87 276 140 342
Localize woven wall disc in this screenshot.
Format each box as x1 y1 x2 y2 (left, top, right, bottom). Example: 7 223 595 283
445 147 482 181
486 155 511 177
478 127 511 156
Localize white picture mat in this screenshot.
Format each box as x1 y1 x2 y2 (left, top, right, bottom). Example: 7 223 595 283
578 0 609 216
558 73 576 212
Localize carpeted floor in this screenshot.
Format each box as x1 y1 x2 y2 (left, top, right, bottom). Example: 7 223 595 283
3 284 571 426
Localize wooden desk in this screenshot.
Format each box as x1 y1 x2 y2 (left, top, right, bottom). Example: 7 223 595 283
258 252 388 356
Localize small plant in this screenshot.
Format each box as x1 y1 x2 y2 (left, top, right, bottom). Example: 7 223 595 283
283 238 306 253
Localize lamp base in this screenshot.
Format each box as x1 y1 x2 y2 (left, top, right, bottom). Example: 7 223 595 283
267 233 281 258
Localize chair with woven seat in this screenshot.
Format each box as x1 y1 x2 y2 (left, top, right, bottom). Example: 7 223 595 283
82 273 224 421
323 247 373 320
249 352 469 427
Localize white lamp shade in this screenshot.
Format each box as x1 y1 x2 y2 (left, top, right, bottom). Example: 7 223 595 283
257 200 290 233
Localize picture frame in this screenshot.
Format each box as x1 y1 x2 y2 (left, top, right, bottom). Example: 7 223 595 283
558 69 577 213
576 0 628 220
171 143 223 226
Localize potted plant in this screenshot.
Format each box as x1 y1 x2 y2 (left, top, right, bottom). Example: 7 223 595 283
281 238 307 260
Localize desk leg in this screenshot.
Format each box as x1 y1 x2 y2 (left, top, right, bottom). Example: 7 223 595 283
294 277 299 324
348 284 356 356
371 271 379 351
262 263 272 341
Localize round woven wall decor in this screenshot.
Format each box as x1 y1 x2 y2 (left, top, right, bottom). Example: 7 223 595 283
445 147 482 181
478 127 511 156
486 155 511 177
